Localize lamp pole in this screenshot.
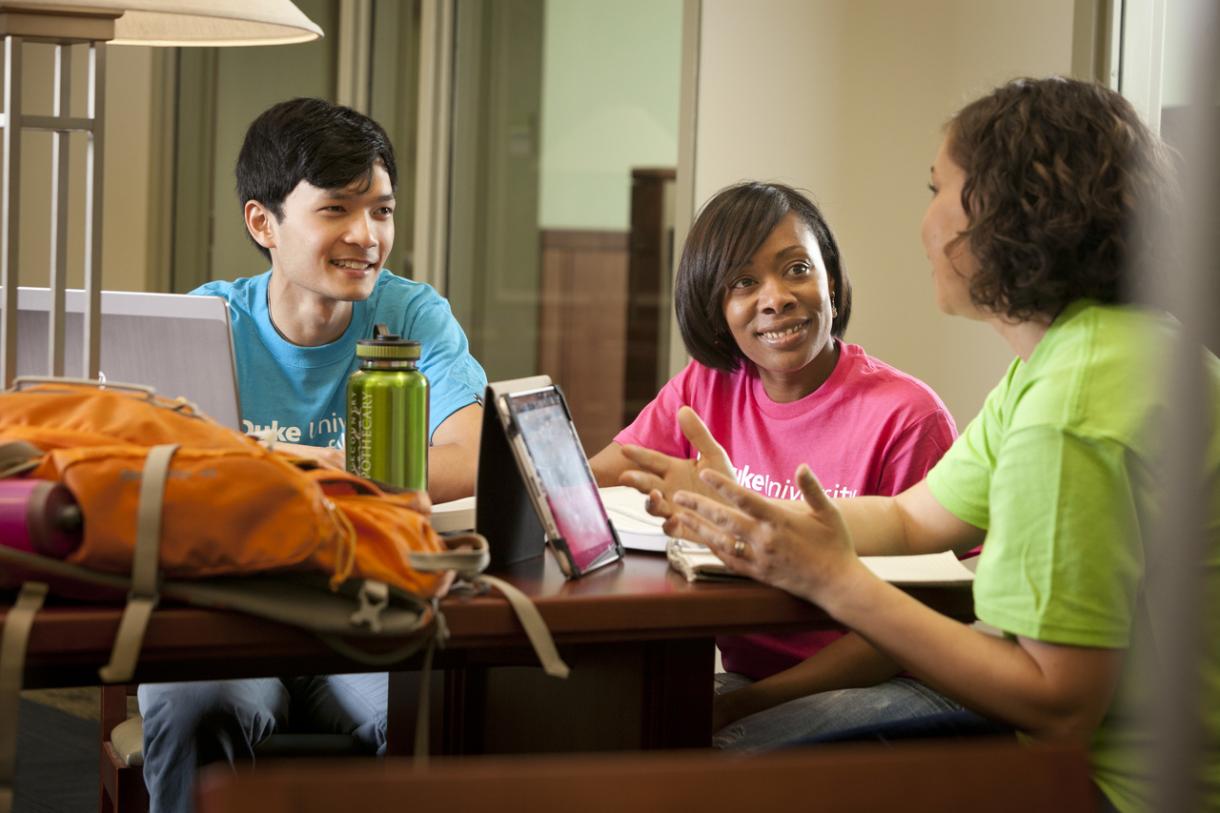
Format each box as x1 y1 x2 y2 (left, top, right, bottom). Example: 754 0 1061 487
0 11 114 387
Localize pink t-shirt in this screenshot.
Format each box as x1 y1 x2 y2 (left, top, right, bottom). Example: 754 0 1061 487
615 341 957 680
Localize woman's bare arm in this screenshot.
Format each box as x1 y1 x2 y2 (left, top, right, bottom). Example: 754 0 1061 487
674 467 1122 741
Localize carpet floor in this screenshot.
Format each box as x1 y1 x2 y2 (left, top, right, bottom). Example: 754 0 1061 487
13 697 98 813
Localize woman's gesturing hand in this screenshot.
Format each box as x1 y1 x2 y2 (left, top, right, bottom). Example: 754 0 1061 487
618 406 734 522
671 464 863 605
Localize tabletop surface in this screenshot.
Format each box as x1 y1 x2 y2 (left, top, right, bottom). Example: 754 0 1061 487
11 551 973 687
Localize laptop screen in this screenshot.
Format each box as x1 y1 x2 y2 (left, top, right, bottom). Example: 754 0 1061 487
13 288 242 430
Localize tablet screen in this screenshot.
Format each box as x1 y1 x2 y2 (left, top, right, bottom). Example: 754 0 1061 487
506 388 619 573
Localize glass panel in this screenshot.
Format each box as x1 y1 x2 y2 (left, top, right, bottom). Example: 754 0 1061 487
446 0 684 454
1157 0 1218 152
369 0 422 281
170 0 422 292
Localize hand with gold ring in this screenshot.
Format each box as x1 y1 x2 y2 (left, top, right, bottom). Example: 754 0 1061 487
669 464 866 606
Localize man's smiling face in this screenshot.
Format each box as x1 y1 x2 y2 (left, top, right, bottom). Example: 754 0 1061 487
262 162 396 304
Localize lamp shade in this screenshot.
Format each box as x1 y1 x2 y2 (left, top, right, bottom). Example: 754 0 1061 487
0 0 323 46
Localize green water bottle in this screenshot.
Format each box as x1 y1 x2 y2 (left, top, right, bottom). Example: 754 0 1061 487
346 325 429 491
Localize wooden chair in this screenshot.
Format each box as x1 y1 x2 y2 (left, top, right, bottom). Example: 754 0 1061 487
100 684 147 813
195 739 1098 813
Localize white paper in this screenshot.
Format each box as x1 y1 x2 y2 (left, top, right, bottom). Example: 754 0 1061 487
431 495 476 533
600 485 671 552
860 551 975 586
429 487 674 548
667 540 974 586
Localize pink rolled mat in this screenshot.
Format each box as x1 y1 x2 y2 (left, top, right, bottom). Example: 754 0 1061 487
0 479 83 559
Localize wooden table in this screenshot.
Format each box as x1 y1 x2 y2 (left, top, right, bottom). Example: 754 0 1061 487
196 740 1096 813
14 552 973 754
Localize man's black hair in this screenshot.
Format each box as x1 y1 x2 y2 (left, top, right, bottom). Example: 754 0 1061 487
236 97 397 260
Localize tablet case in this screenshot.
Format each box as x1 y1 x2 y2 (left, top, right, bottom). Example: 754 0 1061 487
476 376 551 569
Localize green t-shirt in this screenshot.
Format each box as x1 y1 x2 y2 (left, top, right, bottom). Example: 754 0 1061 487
927 300 1220 813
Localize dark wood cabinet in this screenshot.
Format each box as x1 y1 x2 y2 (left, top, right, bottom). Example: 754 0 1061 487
623 168 676 428
535 168 675 455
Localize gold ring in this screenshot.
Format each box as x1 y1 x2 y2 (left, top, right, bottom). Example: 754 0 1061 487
733 539 747 557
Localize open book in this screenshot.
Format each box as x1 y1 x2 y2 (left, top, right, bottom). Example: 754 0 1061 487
666 539 975 586
432 487 673 551
600 486 671 552
431 496 476 534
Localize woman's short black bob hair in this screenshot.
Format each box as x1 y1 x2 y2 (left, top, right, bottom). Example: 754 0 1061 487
675 181 851 372
946 77 1173 320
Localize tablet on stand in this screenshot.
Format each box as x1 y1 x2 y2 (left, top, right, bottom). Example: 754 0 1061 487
475 376 623 577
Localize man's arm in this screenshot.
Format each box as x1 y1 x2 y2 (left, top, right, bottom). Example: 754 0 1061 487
428 402 483 503
269 442 345 469
269 403 482 501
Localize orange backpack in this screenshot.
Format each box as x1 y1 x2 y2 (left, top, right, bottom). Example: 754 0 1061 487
0 379 446 596
0 379 566 682
0 380 569 807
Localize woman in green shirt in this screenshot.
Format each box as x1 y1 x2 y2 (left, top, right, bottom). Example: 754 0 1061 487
622 77 1219 812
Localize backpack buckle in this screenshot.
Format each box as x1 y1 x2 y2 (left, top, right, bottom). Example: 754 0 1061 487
349 580 389 632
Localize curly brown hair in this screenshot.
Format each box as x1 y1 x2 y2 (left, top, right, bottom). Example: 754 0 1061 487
946 77 1174 320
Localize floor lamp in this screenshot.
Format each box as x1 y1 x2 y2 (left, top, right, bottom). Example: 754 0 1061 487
0 0 323 388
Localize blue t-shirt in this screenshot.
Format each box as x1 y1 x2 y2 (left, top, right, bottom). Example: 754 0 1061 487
191 270 487 449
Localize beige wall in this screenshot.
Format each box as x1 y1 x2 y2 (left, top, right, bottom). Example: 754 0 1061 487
15 43 160 292
694 0 1078 425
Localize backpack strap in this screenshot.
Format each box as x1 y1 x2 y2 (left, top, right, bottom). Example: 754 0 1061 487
0 441 42 479
0 582 48 813
474 574 570 679
412 534 570 680
409 533 491 577
99 443 179 683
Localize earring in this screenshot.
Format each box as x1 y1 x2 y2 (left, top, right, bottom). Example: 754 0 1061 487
831 305 838 319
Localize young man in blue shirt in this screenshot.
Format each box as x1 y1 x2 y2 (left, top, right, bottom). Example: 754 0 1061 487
139 97 488 812
195 96 485 502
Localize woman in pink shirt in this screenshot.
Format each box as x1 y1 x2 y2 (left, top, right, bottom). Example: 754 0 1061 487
590 181 960 750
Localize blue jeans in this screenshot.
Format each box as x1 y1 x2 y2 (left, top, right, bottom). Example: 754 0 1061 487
712 672 966 753
138 673 386 813
804 708 1015 743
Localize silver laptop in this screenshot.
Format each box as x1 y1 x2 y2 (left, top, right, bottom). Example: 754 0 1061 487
13 287 242 430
